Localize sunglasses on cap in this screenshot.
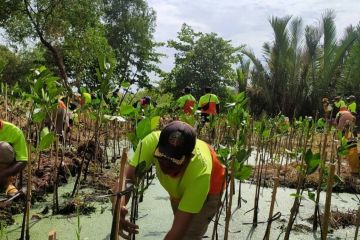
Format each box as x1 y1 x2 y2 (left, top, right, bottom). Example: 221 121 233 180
154 148 186 165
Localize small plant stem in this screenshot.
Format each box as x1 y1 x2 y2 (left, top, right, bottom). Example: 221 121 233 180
211 169 227 240
25 140 32 240
224 156 235 240
71 155 86 197
53 136 59 214
321 163 335 240
313 126 330 230
4 83 7 121
263 176 279 240
284 124 310 240
252 137 264 227
237 180 242 208
354 206 360 240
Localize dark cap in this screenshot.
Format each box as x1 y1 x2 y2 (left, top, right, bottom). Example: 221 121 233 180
154 121 196 165
184 87 191 94
143 96 151 104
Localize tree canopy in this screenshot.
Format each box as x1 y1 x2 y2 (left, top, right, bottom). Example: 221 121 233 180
162 24 239 100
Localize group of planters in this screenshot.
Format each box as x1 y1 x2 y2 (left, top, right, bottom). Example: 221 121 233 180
1 67 360 239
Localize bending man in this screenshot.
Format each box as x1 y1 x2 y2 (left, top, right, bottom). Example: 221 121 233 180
119 121 225 240
0 120 28 196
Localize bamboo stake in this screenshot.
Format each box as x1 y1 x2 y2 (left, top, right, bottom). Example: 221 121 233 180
48 230 56 240
110 148 128 240
263 177 279 240
321 163 335 240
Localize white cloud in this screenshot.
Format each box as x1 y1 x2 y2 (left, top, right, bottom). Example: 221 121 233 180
149 0 360 72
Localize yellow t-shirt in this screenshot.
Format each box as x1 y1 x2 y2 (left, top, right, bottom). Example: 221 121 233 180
198 93 219 115
129 131 212 213
0 121 28 161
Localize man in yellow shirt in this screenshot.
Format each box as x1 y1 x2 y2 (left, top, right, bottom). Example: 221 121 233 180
0 120 28 196
176 87 196 115
332 96 347 119
347 95 358 137
198 86 220 123
118 121 225 239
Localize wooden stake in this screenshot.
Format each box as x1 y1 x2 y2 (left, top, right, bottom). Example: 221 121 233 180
110 148 128 240
263 177 279 240
48 230 56 240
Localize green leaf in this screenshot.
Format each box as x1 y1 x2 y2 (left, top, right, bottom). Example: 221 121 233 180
98 54 106 72
40 127 49 140
217 146 230 166
127 132 138 148
136 119 151 140
262 129 270 138
234 165 252 180
135 161 147 178
39 132 55 151
290 193 303 199
236 148 251 164
306 158 320 175
32 110 46 123
307 191 315 202
120 104 135 115
304 149 321 175
150 116 160 130
121 82 131 88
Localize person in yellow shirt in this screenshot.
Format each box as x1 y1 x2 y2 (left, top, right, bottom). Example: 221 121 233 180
198 86 220 123
117 121 225 239
0 120 28 196
347 95 358 137
176 87 196 115
332 96 347 119
347 95 357 115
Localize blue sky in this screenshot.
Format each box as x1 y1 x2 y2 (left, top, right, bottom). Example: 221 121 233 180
148 0 360 72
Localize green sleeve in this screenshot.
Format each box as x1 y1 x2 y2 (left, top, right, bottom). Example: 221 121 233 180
198 96 205 107
177 96 185 108
129 131 159 170
13 128 28 161
178 175 210 213
212 95 220 104
83 93 91 104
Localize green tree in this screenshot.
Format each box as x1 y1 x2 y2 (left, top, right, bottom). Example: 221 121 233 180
165 24 239 100
103 0 162 89
0 45 31 86
243 11 357 117
336 25 360 99
0 0 103 90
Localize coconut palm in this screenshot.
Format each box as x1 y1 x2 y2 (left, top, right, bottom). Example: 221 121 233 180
243 10 357 118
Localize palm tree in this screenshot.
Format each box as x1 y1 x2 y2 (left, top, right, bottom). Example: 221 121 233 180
243 11 357 118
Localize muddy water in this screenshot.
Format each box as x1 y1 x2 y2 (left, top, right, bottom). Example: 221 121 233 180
3 144 359 240
3 178 358 240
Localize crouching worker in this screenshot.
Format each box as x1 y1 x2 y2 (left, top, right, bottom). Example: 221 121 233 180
119 121 225 240
0 120 28 196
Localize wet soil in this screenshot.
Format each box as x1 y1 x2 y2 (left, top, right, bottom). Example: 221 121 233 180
251 161 360 194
